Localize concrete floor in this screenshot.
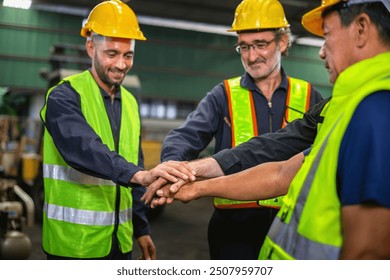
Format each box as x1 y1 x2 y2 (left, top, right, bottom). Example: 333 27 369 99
24 197 214 260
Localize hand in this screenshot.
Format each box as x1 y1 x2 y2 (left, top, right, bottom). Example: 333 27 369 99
133 160 196 186
150 181 198 208
141 177 168 204
142 158 223 204
142 176 189 204
136 235 156 260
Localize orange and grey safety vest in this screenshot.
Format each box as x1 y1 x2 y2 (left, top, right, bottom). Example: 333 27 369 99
40 70 140 258
214 76 311 209
259 52 390 260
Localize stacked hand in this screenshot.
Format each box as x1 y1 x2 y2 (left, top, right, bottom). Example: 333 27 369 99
133 160 196 186
140 157 223 207
131 160 196 206
144 179 199 208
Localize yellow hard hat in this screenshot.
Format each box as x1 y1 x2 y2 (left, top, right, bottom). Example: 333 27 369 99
228 0 289 32
302 0 390 37
80 0 146 40
301 0 344 37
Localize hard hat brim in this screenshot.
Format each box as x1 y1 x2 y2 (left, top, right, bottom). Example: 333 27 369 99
302 1 343 37
227 24 290 33
301 7 325 37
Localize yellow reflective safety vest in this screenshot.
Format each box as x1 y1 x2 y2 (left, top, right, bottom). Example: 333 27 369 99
260 52 390 259
40 70 140 258
214 76 312 209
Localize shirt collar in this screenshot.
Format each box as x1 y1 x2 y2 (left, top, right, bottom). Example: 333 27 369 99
100 86 121 101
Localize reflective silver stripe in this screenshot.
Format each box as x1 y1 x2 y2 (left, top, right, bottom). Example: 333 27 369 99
44 202 132 226
268 116 342 259
43 164 115 186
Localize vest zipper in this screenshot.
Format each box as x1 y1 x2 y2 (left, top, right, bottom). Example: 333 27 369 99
268 101 273 132
111 97 120 252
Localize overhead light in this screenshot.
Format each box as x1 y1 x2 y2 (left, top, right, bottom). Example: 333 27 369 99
3 0 32 9
294 37 324 47
137 15 234 36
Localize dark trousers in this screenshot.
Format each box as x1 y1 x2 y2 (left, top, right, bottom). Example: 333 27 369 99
207 207 279 260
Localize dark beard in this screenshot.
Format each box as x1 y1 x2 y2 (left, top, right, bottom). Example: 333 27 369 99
94 54 123 89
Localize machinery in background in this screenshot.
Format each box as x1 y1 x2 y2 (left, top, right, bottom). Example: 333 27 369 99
0 115 41 259
0 177 35 259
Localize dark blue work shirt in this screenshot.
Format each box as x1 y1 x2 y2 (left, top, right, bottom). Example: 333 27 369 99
338 91 390 208
43 80 149 238
161 68 323 162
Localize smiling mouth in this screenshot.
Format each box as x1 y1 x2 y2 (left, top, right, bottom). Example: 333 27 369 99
111 71 125 79
248 62 264 69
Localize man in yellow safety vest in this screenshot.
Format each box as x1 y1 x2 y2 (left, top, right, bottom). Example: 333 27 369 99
40 0 194 260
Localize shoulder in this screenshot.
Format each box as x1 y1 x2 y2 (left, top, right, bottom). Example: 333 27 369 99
49 81 78 98
201 81 227 104
342 91 390 156
356 90 390 112
47 81 80 107
349 91 390 128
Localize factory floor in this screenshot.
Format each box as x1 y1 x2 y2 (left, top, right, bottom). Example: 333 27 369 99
24 197 214 260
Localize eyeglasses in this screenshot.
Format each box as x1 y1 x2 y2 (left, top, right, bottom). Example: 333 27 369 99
235 38 276 54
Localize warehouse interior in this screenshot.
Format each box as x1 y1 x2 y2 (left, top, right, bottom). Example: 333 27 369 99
0 0 332 260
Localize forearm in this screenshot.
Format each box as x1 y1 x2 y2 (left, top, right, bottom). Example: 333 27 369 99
191 152 304 201
132 186 151 238
188 157 225 178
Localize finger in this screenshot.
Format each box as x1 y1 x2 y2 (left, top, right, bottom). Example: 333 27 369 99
169 179 187 193
151 196 167 208
150 198 159 209
142 250 151 261
156 188 169 197
142 177 167 204
168 160 197 177
162 161 197 181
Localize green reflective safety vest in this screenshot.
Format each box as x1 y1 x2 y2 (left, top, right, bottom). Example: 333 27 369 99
214 76 312 209
40 70 140 258
260 52 390 260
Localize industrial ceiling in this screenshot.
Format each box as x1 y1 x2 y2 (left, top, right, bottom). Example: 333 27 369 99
29 0 321 39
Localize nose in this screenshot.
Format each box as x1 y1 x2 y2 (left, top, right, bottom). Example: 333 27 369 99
247 45 259 60
319 45 326 60
114 56 127 70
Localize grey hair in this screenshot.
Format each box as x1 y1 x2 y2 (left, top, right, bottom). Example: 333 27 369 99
86 32 105 43
274 27 293 56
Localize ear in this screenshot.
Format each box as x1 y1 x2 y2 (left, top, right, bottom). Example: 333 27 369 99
278 34 289 53
354 13 371 48
85 39 94 59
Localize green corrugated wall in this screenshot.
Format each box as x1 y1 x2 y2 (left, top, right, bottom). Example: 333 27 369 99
0 5 332 101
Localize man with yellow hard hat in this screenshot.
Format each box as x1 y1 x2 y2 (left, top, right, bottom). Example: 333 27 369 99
159 0 323 260
40 0 194 260
258 0 390 259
